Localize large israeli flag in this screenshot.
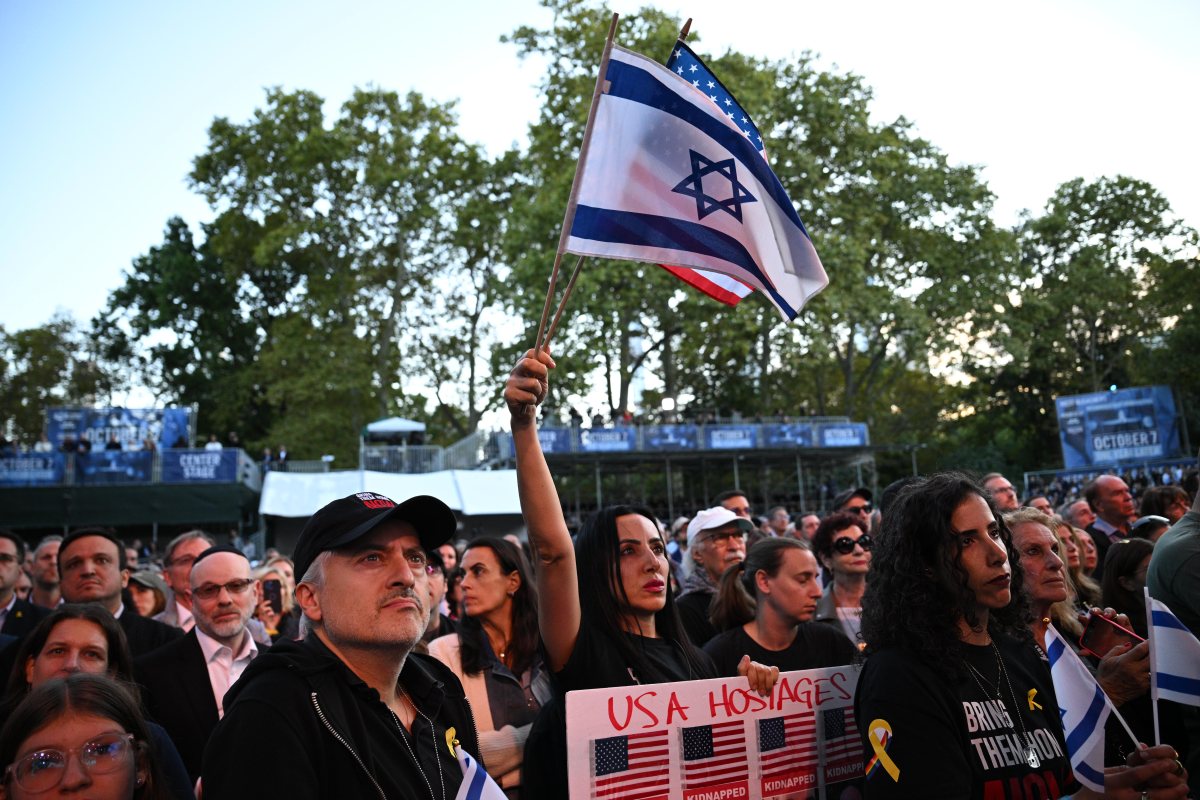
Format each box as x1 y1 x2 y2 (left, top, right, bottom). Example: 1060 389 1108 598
1045 625 1113 792
1147 594 1200 706
566 45 828 322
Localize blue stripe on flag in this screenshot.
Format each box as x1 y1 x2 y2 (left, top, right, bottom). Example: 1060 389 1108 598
1158 673 1200 696
1064 685 1107 755
605 57 811 237
1046 635 1066 665
1076 759 1106 787
1152 610 1189 631
572 205 797 318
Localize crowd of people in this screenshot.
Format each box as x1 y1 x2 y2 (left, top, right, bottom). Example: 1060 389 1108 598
0 350 1195 798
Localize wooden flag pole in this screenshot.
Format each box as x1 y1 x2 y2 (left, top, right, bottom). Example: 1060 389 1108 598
678 18 692 41
539 255 586 352
532 12 620 352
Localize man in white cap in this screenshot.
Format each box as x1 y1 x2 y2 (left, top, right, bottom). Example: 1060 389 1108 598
675 506 753 646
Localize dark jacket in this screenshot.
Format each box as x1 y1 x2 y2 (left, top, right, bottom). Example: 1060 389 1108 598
119 609 182 658
1 598 50 640
201 634 480 800
134 629 219 781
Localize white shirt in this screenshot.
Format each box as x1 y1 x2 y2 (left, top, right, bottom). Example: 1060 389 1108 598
175 600 194 633
195 627 258 717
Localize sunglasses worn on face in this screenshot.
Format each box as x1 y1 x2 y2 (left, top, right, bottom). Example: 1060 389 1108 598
845 504 873 515
832 534 873 555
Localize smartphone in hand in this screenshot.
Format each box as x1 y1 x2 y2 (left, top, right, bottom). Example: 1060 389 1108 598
262 578 283 615
1079 612 1143 659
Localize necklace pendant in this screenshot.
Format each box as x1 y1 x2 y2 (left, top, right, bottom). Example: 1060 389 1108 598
1026 745 1040 769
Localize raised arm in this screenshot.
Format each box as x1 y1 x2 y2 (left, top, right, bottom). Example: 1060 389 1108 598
504 349 580 671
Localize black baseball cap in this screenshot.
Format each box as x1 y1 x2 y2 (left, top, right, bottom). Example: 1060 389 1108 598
293 492 457 580
832 487 873 512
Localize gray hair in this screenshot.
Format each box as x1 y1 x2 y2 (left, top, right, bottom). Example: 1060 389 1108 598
297 551 330 629
164 530 215 562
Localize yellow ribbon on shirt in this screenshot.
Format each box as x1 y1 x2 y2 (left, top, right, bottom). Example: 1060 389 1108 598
865 719 900 782
1027 689 1042 711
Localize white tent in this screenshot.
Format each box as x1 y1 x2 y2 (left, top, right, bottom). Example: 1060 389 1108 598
259 469 519 517
364 416 426 435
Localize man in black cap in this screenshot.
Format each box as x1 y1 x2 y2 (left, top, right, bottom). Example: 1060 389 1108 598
831 487 873 529
202 492 482 799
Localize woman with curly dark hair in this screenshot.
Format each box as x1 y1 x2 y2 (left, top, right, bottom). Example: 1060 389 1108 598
854 472 1078 797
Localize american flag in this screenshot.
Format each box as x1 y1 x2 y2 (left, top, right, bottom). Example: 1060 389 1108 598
590 729 670 800
758 712 817 781
822 706 864 776
665 40 765 153
681 720 749 790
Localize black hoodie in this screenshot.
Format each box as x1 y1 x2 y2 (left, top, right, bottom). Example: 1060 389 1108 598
201 634 481 800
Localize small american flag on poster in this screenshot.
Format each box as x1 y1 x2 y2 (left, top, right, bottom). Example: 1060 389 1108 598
822 706 864 781
681 720 749 794
758 711 818 794
590 729 670 800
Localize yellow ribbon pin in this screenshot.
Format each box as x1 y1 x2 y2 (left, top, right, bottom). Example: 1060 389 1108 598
865 719 900 782
445 726 459 756
1027 689 1041 712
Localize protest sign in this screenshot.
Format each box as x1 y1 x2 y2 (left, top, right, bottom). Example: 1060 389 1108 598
567 665 863 800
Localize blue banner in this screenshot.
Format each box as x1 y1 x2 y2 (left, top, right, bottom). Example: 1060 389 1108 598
578 428 637 453
817 423 870 448
705 425 758 450
644 424 699 451
536 428 574 455
763 423 815 448
47 407 191 451
75 451 154 484
1055 386 1181 468
161 450 239 483
0 453 65 486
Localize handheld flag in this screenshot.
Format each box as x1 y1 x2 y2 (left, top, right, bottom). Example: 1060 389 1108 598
453 745 506 800
1146 594 1200 707
1044 625 1118 792
565 44 828 322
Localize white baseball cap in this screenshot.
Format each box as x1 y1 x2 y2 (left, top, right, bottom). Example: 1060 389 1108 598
686 507 753 546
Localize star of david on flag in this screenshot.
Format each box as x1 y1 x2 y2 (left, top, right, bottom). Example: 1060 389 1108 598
565 44 827 322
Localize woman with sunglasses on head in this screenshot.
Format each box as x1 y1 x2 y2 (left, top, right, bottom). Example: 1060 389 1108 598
811 512 872 649
856 473 1187 799
704 538 857 676
1 673 169 800
428 537 550 799
505 350 778 799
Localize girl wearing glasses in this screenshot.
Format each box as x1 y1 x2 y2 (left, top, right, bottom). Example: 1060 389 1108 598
811 512 872 648
0 672 167 799
704 538 858 675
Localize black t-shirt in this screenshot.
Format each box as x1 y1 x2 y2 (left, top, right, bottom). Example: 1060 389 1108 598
676 589 719 647
854 633 1079 800
702 623 858 676
558 620 717 691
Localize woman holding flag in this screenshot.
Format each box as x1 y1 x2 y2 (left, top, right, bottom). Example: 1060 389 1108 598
854 473 1186 799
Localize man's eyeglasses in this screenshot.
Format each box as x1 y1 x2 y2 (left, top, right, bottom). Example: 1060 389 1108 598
6 733 134 793
166 554 198 569
192 578 255 601
832 534 874 555
844 503 873 516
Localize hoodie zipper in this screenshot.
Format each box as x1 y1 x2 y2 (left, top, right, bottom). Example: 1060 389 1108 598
311 692 388 800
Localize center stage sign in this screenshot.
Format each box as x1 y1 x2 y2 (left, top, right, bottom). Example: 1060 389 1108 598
567 665 863 800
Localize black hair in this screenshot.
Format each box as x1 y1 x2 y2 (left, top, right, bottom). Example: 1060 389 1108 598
1100 538 1154 639
713 489 748 504
879 477 920 516
575 505 709 683
2 604 137 718
810 512 866 561
860 472 1032 682
59 527 127 572
711 538 809 630
1138 486 1188 520
0 529 26 562
0 674 166 800
457 538 540 677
